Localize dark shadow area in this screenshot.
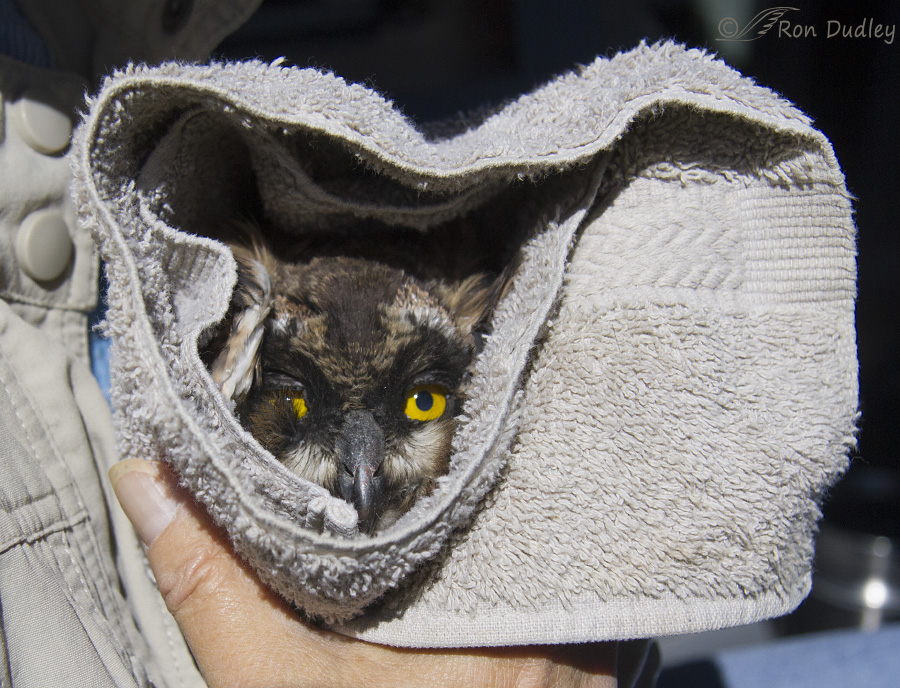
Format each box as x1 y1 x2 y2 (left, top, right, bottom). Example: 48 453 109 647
657 660 728 688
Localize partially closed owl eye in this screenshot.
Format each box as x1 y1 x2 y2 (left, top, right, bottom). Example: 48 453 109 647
290 395 308 419
268 387 308 419
404 385 447 421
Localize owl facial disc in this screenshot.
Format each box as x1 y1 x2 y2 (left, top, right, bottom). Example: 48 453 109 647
212 228 515 534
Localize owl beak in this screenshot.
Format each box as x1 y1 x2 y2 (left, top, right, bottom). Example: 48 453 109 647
335 410 385 533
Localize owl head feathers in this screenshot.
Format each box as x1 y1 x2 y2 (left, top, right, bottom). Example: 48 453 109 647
209 227 511 533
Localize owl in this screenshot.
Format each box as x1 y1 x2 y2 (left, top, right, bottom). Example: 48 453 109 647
208 225 510 533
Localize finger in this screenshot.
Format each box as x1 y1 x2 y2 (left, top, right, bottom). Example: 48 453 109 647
108 458 177 546
109 458 332 687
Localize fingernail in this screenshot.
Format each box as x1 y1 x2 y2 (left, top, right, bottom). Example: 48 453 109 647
109 459 178 546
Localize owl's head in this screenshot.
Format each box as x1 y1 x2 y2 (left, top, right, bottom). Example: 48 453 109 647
210 239 508 533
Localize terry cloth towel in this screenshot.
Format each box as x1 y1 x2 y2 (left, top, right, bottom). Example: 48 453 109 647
72 42 858 646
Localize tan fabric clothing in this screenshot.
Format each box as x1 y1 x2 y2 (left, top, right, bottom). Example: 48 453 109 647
1 1 261 685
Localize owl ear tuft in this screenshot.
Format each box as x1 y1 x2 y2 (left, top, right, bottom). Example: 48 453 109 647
210 243 273 402
438 262 517 340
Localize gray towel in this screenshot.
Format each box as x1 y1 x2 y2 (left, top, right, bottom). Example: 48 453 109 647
72 41 857 646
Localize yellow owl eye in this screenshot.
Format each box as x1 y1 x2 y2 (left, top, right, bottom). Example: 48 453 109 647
291 396 308 419
404 385 447 421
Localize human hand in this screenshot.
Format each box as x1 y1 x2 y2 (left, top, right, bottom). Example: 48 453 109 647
109 458 617 688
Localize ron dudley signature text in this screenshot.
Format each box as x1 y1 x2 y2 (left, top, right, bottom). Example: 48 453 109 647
718 9 896 45
780 17 895 44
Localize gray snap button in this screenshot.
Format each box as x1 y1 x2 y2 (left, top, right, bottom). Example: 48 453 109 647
11 96 73 155
16 209 74 282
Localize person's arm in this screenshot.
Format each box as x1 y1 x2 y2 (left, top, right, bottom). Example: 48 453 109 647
110 458 617 688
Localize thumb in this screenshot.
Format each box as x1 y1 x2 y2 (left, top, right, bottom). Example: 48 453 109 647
108 460 619 688
108 459 321 686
